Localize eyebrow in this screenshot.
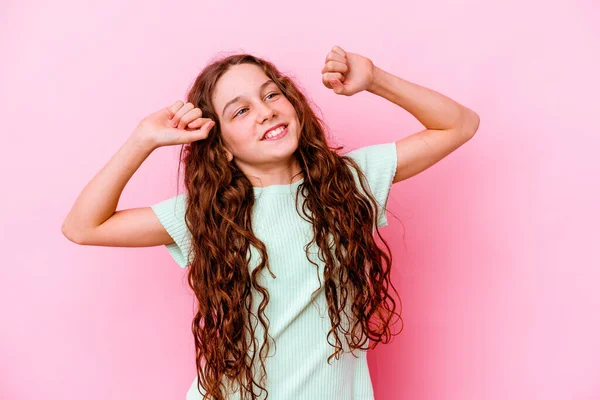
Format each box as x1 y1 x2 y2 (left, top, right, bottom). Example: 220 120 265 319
221 79 276 117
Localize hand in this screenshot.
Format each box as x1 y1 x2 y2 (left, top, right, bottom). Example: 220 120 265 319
133 101 216 148
321 45 375 96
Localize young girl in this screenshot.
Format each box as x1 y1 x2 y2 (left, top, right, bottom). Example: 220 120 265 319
62 45 479 400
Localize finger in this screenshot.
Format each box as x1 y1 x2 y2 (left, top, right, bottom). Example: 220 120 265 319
187 116 213 130
330 78 345 95
187 119 216 141
331 45 346 58
178 108 203 130
321 60 348 75
322 72 345 89
167 100 184 120
325 51 345 64
323 72 345 82
171 102 195 127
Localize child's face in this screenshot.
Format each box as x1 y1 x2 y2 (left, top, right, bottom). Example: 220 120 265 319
212 63 300 173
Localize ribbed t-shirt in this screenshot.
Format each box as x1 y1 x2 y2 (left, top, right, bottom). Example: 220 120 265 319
151 141 397 400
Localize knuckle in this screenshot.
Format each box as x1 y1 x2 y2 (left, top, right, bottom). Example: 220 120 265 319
180 114 192 125
172 101 184 111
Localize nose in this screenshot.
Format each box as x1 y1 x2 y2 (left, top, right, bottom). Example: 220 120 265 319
256 101 276 123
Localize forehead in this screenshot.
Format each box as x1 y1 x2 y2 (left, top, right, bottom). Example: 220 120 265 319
213 63 270 106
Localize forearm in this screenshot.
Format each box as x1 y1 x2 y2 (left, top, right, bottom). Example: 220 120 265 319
62 133 155 239
367 66 478 131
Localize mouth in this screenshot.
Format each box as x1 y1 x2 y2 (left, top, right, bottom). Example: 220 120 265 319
261 123 288 141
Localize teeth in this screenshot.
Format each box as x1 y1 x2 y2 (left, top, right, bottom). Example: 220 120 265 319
264 126 285 139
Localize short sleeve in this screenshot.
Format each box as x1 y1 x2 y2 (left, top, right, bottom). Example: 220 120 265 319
345 142 398 228
150 193 193 268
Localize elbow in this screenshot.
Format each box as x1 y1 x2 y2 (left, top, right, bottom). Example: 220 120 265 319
61 222 86 245
462 108 480 137
470 112 480 135
467 109 479 136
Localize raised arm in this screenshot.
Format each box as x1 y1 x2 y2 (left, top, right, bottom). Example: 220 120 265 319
321 45 480 184
61 134 172 246
366 66 480 184
61 101 215 246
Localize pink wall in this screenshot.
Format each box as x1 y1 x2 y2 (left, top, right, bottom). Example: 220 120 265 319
2 0 599 399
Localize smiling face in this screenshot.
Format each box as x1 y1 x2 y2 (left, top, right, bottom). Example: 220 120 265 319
211 63 302 186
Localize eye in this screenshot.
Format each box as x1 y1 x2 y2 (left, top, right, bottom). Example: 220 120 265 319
233 107 248 118
265 92 279 100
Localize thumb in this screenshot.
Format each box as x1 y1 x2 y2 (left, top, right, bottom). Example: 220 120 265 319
330 79 345 94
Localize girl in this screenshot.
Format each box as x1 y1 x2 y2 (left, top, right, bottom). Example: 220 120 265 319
62 45 479 400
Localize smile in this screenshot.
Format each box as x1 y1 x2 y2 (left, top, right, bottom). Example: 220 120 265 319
261 125 288 141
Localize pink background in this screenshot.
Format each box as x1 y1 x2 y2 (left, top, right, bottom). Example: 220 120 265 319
2 0 599 399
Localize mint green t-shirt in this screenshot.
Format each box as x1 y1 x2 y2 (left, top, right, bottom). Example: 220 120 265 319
151 142 397 400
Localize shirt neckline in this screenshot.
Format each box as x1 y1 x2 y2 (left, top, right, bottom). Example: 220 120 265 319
252 178 304 195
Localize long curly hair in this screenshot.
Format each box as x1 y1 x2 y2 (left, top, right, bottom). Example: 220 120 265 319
175 53 403 400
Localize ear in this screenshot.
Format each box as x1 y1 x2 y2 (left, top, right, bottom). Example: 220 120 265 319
224 147 234 162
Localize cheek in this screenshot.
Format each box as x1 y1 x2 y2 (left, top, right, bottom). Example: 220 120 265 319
281 100 298 118
222 125 255 148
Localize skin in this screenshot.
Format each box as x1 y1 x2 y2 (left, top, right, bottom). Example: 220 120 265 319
211 63 303 188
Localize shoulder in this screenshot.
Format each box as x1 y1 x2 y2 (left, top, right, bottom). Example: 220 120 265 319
343 141 397 180
150 192 192 268
151 192 188 219
342 142 398 228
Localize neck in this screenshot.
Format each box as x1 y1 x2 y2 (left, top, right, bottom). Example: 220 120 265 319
235 158 304 188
